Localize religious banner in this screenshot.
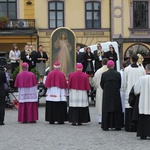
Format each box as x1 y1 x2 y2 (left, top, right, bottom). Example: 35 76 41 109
50 27 76 76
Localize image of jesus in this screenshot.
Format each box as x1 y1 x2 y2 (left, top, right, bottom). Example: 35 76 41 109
53 33 73 75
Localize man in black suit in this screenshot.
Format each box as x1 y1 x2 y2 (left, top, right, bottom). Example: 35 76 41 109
0 67 7 125
21 45 35 71
100 60 123 131
76 45 83 63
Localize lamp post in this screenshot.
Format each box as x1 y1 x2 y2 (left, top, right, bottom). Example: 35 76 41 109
117 34 123 69
26 0 32 5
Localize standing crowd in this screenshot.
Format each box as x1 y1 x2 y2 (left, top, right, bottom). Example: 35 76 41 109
9 43 48 83
0 43 149 140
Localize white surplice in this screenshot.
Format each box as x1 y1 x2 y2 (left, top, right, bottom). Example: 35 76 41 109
93 65 108 120
134 75 150 115
46 87 67 102
120 69 125 113
122 65 146 108
18 85 38 103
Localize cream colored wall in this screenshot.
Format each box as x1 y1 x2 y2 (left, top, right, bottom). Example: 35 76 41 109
123 0 130 38
113 0 122 35
19 0 24 19
101 0 110 28
34 0 48 28
114 18 122 35
65 0 84 28
113 0 131 38
66 0 110 28
35 0 85 29
24 0 35 19
34 0 110 29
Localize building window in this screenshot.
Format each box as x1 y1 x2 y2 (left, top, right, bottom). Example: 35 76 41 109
0 0 17 19
133 1 148 28
48 1 64 28
85 1 101 29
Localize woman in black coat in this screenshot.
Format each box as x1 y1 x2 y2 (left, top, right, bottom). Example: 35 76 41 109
84 47 94 76
105 45 118 70
36 45 48 83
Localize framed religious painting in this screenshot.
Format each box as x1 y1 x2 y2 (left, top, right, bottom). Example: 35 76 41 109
50 27 76 76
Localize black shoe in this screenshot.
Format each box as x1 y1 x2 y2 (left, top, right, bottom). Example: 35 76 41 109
58 122 64 124
49 121 54 124
78 123 82 126
30 121 36 123
141 136 147 140
72 123 76 126
103 128 109 131
0 122 5 126
115 128 121 131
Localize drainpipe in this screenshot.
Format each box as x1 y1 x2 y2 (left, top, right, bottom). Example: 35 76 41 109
109 0 112 41
37 34 39 48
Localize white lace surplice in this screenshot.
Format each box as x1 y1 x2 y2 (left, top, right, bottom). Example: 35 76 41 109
18 85 38 103
69 89 89 107
46 87 67 102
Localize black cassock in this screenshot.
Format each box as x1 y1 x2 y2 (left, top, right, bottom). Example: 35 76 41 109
0 70 6 124
127 87 139 132
100 69 123 130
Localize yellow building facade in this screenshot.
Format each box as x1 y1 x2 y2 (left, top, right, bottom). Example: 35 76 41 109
0 0 37 54
0 0 150 66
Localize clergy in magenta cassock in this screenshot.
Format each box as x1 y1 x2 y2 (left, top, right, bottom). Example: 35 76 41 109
68 63 91 126
14 62 38 123
45 62 67 124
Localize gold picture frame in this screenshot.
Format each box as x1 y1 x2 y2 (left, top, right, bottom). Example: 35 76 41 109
50 27 76 76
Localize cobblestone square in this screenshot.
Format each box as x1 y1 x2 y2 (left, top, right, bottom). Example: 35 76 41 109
0 99 149 150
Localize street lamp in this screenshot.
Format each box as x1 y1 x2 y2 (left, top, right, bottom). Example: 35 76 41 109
26 0 32 5
117 34 123 46
117 34 123 69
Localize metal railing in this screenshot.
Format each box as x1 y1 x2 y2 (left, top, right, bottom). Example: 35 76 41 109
0 19 36 30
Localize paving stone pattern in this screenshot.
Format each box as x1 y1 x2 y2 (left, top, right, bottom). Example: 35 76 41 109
0 100 149 150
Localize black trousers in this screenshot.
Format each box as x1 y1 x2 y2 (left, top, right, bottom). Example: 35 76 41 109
0 96 5 123
11 62 19 74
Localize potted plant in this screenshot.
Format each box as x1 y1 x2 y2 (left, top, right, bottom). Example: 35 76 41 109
0 16 9 28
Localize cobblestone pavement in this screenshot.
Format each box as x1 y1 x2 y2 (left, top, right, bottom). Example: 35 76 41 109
0 99 150 150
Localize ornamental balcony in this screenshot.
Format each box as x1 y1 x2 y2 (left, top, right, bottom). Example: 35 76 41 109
0 19 37 35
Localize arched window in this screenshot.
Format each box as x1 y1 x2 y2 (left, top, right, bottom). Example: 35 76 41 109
124 43 150 66
125 44 150 58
